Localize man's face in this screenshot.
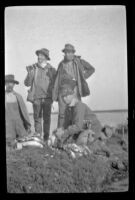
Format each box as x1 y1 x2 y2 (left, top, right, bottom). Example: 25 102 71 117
5 82 15 92
64 51 74 61
63 93 74 105
38 53 47 64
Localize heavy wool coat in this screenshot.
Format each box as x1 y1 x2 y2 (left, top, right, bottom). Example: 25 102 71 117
64 101 102 137
52 56 95 101
24 63 56 101
5 91 31 130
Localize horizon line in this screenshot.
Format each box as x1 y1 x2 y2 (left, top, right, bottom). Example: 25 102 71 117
29 109 128 115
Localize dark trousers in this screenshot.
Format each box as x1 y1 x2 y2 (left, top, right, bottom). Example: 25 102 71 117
57 94 66 128
33 98 52 141
58 86 81 128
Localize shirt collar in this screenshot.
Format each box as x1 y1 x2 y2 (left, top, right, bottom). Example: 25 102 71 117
38 62 48 69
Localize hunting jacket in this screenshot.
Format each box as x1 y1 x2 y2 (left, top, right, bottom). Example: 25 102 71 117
52 56 95 101
63 101 102 137
5 91 31 130
24 63 56 101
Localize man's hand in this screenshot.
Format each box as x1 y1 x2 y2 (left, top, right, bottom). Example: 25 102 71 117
55 128 64 139
60 132 69 144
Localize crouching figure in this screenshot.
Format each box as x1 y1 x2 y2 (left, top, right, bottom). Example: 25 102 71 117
51 79 102 147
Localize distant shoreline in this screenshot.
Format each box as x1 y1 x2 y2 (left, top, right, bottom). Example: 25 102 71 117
29 109 128 115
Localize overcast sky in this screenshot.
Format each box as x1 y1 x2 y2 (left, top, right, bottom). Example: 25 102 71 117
5 6 128 113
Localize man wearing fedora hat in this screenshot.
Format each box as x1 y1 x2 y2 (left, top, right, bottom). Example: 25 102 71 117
5 74 31 146
54 79 102 146
24 48 56 142
53 44 95 128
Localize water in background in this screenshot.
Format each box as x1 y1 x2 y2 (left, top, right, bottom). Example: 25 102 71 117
29 111 128 135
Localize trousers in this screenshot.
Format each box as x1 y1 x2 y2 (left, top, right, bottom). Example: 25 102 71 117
33 98 52 140
6 102 28 141
57 86 81 128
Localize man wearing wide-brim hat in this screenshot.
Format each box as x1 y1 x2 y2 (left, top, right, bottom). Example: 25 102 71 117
5 74 31 146
24 48 56 142
53 43 95 128
53 78 102 146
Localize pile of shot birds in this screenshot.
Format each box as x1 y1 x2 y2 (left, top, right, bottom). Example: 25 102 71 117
6 123 128 193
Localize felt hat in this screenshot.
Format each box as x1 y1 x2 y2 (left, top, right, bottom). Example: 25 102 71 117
62 44 76 53
60 79 77 97
5 74 19 84
35 48 50 60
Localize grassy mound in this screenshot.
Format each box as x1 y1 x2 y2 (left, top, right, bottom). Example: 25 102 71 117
6 122 128 193
7 145 111 193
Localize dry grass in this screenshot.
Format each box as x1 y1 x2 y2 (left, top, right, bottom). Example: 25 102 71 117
6 123 128 193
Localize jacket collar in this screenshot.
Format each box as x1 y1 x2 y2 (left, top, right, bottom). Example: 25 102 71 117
36 62 51 69
62 55 81 63
5 90 15 94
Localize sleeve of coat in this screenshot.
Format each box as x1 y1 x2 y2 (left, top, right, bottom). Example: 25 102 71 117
52 63 62 101
51 67 57 86
80 59 95 79
24 66 35 87
16 93 31 128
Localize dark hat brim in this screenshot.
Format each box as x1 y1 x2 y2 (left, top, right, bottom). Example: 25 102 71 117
62 48 75 53
5 80 19 85
61 89 74 97
35 50 50 60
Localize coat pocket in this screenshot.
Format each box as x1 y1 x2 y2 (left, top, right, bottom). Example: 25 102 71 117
27 89 34 103
81 80 90 96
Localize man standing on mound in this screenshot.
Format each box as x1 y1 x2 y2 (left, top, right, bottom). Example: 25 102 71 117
5 74 31 146
24 48 56 142
53 44 95 129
